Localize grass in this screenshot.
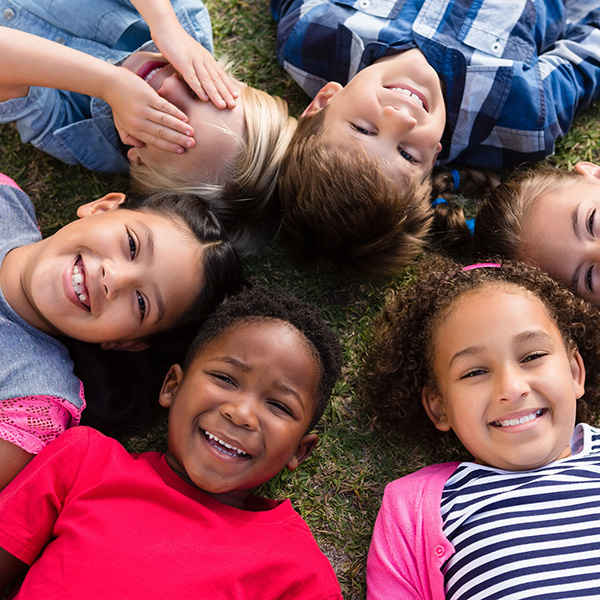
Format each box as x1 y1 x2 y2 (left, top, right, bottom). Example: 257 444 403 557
1 2 599 597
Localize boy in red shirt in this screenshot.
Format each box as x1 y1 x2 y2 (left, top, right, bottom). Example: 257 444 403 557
0 286 343 599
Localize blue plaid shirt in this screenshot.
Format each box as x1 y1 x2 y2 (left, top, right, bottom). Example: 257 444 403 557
272 0 600 168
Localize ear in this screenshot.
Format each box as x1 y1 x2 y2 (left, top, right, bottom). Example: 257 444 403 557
301 82 344 118
100 339 149 352
421 386 451 432
76 192 126 218
574 162 600 181
570 349 586 400
158 364 184 408
432 142 442 167
285 433 319 472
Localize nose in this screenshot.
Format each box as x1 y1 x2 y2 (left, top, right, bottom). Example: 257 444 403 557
382 104 417 132
155 72 190 111
220 397 258 430
101 259 136 299
495 364 530 403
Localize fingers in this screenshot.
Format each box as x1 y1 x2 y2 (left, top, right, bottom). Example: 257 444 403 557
142 111 197 153
116 106 197 155
192 61 239 110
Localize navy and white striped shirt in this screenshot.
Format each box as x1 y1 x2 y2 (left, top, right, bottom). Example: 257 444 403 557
440 424 600 599
271 0 600 168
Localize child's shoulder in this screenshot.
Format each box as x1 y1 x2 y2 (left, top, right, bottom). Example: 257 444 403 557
383 462 460 506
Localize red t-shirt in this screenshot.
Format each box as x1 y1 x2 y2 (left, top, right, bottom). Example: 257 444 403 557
0 427 342 599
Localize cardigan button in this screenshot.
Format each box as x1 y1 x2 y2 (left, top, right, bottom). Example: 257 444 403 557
435 545 445 557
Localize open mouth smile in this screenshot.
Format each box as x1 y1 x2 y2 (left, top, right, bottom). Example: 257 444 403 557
491 409 545 428
136 61 170 88
385 86 427 112
203 430 251 459
72 257 90 310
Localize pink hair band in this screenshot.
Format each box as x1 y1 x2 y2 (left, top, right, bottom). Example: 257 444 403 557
462 263 501 271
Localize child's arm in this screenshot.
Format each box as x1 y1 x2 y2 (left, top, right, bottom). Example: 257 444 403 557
0 547 27 594
131 0 238 109
0 440 32 492
0 26 193 154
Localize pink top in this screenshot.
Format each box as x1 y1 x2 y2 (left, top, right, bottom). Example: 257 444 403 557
367 462 459 600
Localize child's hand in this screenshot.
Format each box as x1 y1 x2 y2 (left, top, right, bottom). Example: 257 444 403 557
150 24 239 109
105 68 195 154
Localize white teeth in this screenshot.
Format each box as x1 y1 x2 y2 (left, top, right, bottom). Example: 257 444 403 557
494 409 543 428
145 66 165 83
388 87 425 109
72 263 89 306
205 431 248 456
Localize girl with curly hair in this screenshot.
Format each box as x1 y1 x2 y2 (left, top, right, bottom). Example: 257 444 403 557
363 255 600 599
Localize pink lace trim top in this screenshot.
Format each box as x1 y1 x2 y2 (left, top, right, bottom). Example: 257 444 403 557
0 383 85 454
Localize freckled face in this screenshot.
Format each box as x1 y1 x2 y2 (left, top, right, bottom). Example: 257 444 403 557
159 319 320 507
122 52 246 182
425 285 585 471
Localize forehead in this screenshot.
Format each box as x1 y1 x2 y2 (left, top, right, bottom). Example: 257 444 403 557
136 96 246 183
434 283 559 342
194 317 319 368
121 208 204 324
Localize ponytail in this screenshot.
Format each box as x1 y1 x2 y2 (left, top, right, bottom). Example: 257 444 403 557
428 168 501 254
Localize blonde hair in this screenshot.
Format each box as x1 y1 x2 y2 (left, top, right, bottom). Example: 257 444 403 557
130 85 297 255
277 110 433 278
472 167 581 259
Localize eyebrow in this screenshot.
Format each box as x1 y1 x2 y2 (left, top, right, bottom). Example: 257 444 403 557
571 204 582 291
213 356 306 410
447 329 554 368
137 220 165 323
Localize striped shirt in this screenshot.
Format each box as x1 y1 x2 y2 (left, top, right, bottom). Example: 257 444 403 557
440 423 600 599
271 0 600 168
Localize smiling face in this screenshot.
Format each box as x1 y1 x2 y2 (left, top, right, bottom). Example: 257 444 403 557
159 319 321 508
521 163 600 306
122 52 246 182
422 284 585 471
305 49 445 186
18 194 203 346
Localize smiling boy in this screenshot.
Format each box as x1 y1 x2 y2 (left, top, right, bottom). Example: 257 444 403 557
0 286 343 598
271 0 600 276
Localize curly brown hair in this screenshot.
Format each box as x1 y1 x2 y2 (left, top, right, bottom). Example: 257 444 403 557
361 255 600 443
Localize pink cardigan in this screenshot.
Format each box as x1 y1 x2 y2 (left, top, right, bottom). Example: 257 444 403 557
367 462 460 599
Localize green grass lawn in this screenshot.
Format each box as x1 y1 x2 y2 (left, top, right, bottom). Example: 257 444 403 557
1 2 600 597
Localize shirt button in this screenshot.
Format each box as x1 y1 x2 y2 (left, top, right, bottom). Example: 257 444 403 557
358 0 370 8
3 8 15 19
55 37 66 45
491 40 502 55
107 58 117 65
435 545 445 557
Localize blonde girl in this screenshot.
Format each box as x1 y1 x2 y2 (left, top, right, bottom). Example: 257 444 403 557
0 0 296 253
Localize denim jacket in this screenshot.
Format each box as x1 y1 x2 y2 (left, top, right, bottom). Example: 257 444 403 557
0 0 214 172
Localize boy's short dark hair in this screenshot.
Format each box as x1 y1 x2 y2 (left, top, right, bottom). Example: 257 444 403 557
277 111 433 278
184 285 342 431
